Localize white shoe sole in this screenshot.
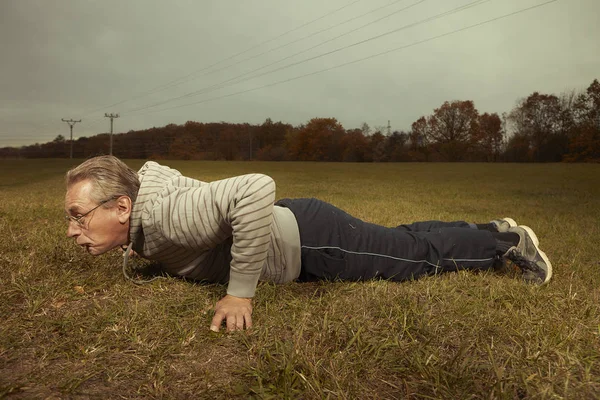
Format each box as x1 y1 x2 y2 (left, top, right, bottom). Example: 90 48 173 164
520 225 552 285
503 217 518 229
513 220 540 246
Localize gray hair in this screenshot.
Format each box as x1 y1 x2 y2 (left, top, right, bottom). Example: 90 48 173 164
66 156 140 204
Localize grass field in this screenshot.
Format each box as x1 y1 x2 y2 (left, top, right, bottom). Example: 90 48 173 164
1 159 599 399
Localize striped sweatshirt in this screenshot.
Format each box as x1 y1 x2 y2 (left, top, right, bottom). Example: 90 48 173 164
128 161 301 297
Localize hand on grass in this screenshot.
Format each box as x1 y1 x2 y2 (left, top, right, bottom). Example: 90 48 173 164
210 294 253 332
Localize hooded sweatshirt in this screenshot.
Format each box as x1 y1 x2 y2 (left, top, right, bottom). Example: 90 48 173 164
128 161 301 297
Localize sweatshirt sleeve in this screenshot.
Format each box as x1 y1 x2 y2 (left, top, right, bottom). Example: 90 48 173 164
154 173 276 298
220 174 276 298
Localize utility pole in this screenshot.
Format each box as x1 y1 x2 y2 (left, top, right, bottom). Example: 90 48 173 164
104 113 120 156
61 118 81 159
387 120 391 136
249 126 253 160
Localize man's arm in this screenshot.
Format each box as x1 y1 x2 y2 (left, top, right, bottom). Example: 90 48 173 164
158 173 276 331
212 174 275 331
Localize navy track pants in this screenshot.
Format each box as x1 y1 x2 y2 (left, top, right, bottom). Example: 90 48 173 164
275 198 498 282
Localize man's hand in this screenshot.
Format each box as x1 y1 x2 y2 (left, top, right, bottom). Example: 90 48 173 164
210 294 253 332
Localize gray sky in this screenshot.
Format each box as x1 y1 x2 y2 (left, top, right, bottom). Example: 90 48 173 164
1 0 598 147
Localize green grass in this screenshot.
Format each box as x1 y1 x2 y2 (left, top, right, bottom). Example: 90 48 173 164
1 159 599 399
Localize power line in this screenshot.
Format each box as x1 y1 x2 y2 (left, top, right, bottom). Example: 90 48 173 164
0 115 107 143
77 0 366 118
127 0 490 114
126 0 428 113
6 0 395 139
127 0 428 113
3 0 487 140
137 0 367 97
132 0 558 117
2 0 559 146
140 0 409 99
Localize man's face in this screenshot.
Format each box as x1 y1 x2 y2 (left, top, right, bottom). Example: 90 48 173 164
65 180 130 255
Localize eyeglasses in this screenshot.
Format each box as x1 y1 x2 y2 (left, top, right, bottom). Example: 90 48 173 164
65 196 117 227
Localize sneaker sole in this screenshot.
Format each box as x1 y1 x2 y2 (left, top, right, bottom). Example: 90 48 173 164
503 217 517 229
517 222 539 247
520 225 552 285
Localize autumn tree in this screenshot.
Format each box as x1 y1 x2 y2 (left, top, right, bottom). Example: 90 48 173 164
409 117 427 149
428 100 478 139
566 79 600 161
255 118 291 160
504 133 531 162
342 128 369 162
507 92 566 162
474 112 504 161
289 118 346 161
369 131 386 162
386 131 410 161
169 134 201 160
412 100 479 161
409 116 429 161
145 123 181 159
257 118 278 144
216 125 241 160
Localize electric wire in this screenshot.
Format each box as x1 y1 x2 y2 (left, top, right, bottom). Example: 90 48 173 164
145 0 409 95
1 0 559 145
131 0 559 117
127 0 490 114
126 0 427 113
77 0 366 118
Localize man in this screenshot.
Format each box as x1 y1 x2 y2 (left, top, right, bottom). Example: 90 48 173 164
65 156 552 332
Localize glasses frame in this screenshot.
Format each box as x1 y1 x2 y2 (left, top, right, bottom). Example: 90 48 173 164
65 196 118 227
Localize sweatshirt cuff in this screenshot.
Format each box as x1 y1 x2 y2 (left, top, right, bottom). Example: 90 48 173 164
227 270 261 298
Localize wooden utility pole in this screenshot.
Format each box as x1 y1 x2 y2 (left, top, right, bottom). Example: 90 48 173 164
61 118 81 159
104 113 119 155
248 125 253 160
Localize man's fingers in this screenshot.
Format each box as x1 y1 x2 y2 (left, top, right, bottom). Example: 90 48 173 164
210 311 224 332
227 315 237 332
235 315 245 331
244 312 252 330
210 295 253 332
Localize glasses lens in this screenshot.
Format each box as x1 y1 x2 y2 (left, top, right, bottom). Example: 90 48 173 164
65 198 114 227
65 215 84 227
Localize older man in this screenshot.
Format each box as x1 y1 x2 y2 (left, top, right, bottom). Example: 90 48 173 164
65 156 552 332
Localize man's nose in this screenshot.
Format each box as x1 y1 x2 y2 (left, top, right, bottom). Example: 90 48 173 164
66 222 81 238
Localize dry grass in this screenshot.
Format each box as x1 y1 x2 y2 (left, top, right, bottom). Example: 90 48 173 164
1 159 599 399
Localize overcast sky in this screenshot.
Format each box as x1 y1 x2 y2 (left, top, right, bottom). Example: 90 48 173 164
1 0 598 147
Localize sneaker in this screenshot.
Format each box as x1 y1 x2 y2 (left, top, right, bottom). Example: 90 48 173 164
492 217 541 247
490 217 518 232
502 226 552 285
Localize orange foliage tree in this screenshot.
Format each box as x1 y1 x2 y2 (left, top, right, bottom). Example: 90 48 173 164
566 79 600 162
475 112 504 161
288 118 346 161
342 128 369 162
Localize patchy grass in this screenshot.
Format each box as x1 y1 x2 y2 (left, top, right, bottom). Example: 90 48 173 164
0 159 599 399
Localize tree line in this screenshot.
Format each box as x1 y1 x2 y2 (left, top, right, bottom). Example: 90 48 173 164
2 79 598 162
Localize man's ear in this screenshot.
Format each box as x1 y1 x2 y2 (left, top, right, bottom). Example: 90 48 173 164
116 196 132 224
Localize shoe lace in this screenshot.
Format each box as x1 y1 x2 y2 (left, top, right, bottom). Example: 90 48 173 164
505 248 540 273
